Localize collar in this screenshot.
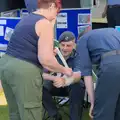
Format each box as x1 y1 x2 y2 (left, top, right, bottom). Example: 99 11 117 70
67 49 77 60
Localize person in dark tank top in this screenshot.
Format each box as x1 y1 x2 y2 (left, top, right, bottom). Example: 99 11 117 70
0 0 73 120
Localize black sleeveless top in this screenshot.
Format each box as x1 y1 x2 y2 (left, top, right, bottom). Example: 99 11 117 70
6 13 44 67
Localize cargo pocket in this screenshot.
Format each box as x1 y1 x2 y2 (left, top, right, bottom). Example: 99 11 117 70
24 102 43 120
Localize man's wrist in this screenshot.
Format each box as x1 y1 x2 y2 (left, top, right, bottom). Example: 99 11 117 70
63 68 73 77
64 76 74 86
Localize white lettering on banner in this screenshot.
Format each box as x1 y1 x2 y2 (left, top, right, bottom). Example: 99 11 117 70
0 26 4 36
0 44 7 51
0 20 7 25
4 27 14 41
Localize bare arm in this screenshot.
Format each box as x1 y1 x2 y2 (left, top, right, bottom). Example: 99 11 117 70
84 76 94 105
35 19 72 76
42 71 81 85
42 73 57 81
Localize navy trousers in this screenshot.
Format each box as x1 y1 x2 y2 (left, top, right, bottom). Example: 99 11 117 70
107 6 120 28
93 55 120 120
43 81 85 120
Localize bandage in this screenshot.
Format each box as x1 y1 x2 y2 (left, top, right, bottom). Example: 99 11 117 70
63 71 81 86
63 75 74 86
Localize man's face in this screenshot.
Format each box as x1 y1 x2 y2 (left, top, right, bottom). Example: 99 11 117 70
59 40 75 58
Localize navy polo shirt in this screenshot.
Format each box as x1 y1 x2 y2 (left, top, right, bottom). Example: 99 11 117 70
73 28 120 76
56 49 85 87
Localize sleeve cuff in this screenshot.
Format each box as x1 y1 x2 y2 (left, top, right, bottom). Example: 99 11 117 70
81 70 92 76
73 68 92 76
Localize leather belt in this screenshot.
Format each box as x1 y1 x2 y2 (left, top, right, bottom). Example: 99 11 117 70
102 50 120 59
108 5 120 8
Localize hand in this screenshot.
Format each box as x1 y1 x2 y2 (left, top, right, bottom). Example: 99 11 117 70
53 77 65 88
89 104 94 119
53 48 57 56
102 11 106 18
64 68 73 77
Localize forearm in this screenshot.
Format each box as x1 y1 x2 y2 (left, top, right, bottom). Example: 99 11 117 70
42 71 81 87
42 73 56 81
84 76 94 104
39 56 67 74
44 59 66 73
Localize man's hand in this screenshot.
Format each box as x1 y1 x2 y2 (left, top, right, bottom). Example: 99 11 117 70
102 11 106 18
84 76 94 119
64 68 73 77
64 71 81 86
53 77 65 88
89 104 94 119
53 48 57 56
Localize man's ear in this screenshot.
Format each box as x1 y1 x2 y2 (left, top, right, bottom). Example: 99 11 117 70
72 39 76 48
74 42 76 49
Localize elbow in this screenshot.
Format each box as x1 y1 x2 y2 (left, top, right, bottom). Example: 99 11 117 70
39 58 49 68
38 56 52 69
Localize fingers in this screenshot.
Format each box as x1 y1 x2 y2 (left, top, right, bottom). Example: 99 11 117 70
102 12 106 18
53 78 65 88
53 48 57 56
53 82 63 88
89 105 94 119
89 111 93 119
64 68 73 77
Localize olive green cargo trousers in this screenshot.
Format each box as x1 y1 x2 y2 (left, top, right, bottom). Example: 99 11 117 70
0 54 43 120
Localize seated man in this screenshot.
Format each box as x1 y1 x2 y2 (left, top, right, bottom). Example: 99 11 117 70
43 31 85 120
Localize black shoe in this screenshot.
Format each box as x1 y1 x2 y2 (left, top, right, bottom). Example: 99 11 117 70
53 113 62 120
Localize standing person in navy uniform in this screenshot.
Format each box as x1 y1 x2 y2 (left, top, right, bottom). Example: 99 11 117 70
74 28 120 120
102 0 120 27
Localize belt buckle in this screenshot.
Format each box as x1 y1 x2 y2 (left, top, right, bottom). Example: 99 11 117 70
109 5 112 8
108 5 113 8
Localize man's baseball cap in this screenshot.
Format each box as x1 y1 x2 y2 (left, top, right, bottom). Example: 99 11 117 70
58 31 76 43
